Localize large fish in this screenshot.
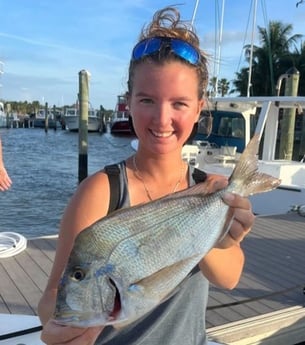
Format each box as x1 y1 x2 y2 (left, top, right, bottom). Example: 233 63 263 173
54 134 280 327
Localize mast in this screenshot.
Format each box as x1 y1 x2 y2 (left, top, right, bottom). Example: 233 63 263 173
215 0 226 96
247 0 258 97
191 0 200 26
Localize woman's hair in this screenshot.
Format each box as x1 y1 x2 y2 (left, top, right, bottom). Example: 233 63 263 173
127 7 209 99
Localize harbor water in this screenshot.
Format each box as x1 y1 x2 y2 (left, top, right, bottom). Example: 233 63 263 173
0 128 135 238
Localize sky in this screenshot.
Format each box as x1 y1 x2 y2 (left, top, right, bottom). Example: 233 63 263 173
0 0 304 110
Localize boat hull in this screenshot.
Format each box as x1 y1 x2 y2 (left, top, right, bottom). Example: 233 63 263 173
65 116 101 132
110 119 132 134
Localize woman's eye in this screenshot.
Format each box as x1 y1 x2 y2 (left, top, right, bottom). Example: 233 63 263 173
174 102 187 108
140 98 153 104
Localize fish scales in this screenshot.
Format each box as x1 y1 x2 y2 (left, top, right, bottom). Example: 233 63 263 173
55 134 281 327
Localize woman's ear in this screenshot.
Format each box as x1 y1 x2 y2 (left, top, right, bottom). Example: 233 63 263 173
196 98 205 122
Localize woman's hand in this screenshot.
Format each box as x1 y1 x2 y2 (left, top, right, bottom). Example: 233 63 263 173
203 173 255 248
219 192 255 248
0 166 12 191
41 320 104 345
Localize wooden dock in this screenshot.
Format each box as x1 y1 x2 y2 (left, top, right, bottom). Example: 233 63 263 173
1 212 305 344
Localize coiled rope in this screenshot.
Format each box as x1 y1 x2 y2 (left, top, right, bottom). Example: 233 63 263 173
0 232 27 258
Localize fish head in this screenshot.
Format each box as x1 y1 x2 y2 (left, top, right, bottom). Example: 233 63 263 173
54 258 127 327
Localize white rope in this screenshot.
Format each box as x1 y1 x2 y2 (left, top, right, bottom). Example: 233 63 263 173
0 232 27 258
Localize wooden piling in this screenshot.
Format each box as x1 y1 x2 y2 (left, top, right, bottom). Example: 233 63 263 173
279 67 300 160
44 102 49 133
53 105 57 131
78 70 90 183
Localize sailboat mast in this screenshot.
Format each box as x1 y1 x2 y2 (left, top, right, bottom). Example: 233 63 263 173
247 0 258 97
191 0 200 26
215 0 226 96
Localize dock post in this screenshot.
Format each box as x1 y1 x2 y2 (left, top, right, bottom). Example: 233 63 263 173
78 69 90 183
279 67 300 160
53 105 57 131
44 102 49 133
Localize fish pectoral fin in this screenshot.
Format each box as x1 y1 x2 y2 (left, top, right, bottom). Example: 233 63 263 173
128 255 202 301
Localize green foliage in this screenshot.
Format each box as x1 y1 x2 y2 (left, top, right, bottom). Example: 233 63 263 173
232 21 304 96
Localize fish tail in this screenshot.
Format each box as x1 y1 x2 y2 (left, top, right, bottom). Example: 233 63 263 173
228 134 281 197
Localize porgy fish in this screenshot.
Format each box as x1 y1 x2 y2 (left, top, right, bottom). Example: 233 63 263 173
54 134 280 327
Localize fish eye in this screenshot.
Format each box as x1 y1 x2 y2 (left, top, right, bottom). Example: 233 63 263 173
70 267 86 281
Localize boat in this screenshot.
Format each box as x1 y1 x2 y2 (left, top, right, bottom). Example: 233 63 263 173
64 107 101 132
185 95 305 216
0 101 6 128
110 95 132 134
32 108 59 129
0 314 43 344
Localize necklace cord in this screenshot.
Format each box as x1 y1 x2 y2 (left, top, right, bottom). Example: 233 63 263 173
132 155 185 201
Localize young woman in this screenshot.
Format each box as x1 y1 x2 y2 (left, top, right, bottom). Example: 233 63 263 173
0 137 12 191
38 7 255 345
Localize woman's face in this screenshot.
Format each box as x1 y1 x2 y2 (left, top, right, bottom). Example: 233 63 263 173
129 61 204 155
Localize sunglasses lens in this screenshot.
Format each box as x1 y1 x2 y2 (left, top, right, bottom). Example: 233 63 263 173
132 37 200 65
132 38 161 60
171 40 200 65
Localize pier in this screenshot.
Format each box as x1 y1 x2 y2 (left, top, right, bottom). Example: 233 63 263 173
0 213 305 344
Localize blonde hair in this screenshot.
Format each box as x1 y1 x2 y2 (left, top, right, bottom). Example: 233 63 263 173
127 7 209 99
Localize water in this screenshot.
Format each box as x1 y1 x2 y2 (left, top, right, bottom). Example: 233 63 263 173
0 128 135 238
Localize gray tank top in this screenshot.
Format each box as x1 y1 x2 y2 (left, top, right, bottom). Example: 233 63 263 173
97 162 209 345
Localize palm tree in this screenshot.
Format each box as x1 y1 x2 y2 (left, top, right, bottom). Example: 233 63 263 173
233 21 303 96
218 78 230 96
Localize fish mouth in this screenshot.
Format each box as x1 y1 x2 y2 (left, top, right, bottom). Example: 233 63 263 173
108 278 122 320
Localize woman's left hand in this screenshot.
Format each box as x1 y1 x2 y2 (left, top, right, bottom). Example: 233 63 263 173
203 174 255 247
219 192 255 248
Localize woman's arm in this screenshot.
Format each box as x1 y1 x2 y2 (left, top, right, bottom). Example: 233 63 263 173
38 171 110 325
0 137 12 191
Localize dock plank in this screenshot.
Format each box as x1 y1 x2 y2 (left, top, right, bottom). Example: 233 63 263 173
0 212 304 343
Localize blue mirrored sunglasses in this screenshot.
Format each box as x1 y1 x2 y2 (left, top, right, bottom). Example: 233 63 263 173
131 37 200 65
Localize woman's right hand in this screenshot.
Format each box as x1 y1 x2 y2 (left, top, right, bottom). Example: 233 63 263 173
41 319 104 345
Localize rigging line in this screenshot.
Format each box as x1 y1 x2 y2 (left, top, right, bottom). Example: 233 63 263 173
235 1 252 77
207 282 305 310
247 0 258 97
260 0 275 95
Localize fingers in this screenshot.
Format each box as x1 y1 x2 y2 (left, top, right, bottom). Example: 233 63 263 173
40 320 104 345
221 193 255 245
205 174 228 193
0 168 12 191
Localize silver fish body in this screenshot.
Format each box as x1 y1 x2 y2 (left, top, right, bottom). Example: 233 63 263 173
54 134 281 327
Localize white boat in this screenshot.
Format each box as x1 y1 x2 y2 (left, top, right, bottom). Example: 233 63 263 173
110 95 132 134
185 96 305 216
0 101 6 128
0 314 43 344
0 312 220 345
64 107 101 132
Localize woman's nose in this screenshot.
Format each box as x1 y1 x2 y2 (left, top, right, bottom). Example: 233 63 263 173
154 104 171 126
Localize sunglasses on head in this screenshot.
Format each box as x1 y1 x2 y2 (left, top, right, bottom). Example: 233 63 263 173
131 37 200 65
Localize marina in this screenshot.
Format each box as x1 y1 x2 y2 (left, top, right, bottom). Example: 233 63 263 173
0 119 305 344
0 213 304 344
